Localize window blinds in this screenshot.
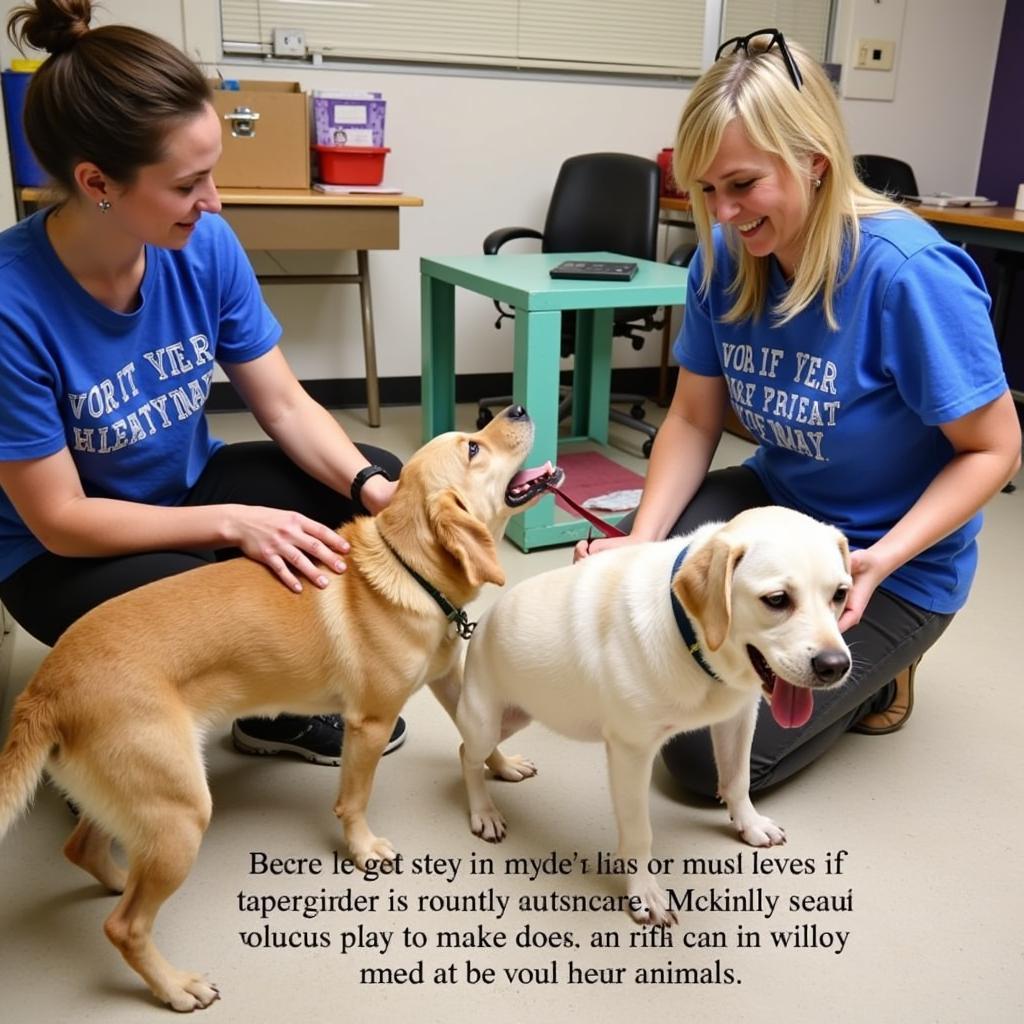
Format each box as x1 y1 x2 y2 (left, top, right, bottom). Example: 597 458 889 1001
220 0 708 77
720 0 832 62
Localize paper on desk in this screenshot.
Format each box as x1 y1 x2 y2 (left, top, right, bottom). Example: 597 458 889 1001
908 193 997 207
313 182 403 195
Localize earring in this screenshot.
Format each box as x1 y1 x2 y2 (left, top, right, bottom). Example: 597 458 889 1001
813 177 822 190
97 198 111 212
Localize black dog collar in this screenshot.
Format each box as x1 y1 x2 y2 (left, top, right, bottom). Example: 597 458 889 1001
379 535 477 640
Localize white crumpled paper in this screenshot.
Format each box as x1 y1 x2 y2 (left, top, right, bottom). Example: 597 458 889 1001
582 489 642 513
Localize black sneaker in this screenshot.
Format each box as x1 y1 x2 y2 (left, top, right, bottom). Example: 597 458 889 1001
232 713 407 766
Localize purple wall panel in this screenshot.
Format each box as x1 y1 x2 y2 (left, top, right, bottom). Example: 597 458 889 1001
975 2 1024 390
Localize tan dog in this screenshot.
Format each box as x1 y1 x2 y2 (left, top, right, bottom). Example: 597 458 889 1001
457 506 853 925
0 404 562 1012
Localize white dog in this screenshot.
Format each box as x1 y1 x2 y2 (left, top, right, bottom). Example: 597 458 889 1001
456 506 852 924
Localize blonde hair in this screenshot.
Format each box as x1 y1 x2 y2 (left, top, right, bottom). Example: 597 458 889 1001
674 36 902 329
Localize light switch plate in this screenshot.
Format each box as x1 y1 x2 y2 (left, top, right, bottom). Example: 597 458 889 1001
854 38 895 71
273 28 306 58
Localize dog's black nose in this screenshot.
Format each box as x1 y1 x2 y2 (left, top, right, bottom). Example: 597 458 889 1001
506 404 529 421
811 649 851 685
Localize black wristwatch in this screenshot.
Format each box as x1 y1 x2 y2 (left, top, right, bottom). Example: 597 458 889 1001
350 464 391 515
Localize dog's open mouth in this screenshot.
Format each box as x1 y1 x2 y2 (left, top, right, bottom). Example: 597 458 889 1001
747 645 813 730
505 462 565 507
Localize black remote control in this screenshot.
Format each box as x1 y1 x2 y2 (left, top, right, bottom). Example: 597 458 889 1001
549 260 638 281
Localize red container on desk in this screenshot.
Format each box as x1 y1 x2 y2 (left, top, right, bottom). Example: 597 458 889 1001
312 145 390 185
657 147 687 198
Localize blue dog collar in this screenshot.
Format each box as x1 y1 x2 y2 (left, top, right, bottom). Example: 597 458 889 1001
670 545 720 681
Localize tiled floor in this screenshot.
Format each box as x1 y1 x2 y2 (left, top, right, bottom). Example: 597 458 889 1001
0 402 1021 1023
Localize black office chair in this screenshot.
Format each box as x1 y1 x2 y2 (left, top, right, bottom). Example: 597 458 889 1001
476 152 693 457
853 154 920 200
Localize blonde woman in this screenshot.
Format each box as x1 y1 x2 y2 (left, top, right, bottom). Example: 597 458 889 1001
579 30 1020 792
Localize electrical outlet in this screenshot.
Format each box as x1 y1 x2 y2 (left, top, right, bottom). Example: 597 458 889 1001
853 38 894 71
273 28 306 58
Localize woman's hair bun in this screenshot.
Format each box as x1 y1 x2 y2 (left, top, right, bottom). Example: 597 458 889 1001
7 0 93 57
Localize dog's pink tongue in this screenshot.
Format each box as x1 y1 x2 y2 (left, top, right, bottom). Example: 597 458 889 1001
770 677 813 729
509 461 554 490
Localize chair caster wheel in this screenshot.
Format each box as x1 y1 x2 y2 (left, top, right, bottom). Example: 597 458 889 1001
476 408 494 429
630 404 646 421
642 438 654 459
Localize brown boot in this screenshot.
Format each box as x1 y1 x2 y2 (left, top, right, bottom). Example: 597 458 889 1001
852 658 920 735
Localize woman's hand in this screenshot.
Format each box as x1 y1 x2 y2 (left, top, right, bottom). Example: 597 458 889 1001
225 504 351 593
572 532 643 563
838 546 890 632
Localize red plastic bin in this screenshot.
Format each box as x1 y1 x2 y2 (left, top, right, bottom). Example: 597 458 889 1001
312 145 390 185
656 147 687 198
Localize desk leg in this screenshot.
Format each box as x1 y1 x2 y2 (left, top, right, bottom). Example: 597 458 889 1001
991 256 1018 356
421 273 456 442
356 250 381 428
505 309 563 552
569 308 613 444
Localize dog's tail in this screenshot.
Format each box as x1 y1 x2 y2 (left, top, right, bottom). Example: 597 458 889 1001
0 685 60 843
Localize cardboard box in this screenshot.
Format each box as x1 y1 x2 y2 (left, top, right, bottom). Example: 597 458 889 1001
312 91 386 148
209 81 310 189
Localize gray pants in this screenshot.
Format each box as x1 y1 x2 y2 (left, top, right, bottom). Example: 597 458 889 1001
620 467 952 796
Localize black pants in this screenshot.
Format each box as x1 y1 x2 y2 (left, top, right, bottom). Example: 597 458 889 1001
619 467 953 796
0 441 403 647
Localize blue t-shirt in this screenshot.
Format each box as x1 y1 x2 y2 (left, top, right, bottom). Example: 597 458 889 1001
674 212 1007 613
0 209 281 580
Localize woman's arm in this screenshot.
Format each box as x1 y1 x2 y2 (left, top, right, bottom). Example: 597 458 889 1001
839 390 1021 630
575 368 729 559
222 347 397 514
0 446 351 592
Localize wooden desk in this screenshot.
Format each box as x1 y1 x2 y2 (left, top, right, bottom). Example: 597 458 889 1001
20 186 424 428
421 251 687 551
661 197 1024 245
910 204 1024 251
659 195 693 222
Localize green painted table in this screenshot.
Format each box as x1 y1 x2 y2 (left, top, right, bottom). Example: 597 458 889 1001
420 252 688 550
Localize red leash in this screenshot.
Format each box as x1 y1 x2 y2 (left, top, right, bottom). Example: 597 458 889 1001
544 482 628 539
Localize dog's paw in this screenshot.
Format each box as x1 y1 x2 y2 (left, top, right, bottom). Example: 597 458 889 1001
490 753 537 782
628 876 678 928
470 807 507 843
352 837 397 870
161 972 220 1012
737 815 786 847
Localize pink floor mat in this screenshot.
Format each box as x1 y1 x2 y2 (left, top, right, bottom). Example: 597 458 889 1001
551 451 645 516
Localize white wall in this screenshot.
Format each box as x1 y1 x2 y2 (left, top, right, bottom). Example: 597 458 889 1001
0 0 1007 385
838 0 1004 196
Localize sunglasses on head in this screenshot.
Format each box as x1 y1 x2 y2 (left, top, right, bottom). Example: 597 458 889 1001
715 28 803 90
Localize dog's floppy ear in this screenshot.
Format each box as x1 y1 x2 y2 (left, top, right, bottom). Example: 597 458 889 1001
673 534 745 652
835 530 851 575
426 488 505 588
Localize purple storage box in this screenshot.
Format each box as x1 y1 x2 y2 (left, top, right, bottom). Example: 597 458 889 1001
312 91 386 148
